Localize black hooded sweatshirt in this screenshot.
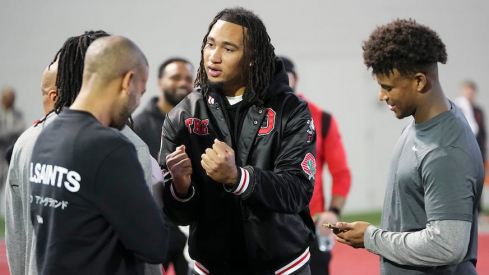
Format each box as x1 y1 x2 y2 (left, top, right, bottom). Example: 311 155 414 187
160 58 316 274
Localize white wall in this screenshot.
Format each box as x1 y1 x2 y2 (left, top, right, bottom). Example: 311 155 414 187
1 0 488 213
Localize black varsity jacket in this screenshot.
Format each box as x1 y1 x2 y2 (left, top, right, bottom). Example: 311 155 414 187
160 60 316 274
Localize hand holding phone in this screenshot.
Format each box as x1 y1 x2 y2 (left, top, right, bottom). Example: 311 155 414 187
322 223 347 232
322 223 339 229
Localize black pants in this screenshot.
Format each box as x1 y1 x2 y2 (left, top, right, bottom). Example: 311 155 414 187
164 222 189 275
309 237 332 275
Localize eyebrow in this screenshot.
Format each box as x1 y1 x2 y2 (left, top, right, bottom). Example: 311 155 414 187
207 36 240 49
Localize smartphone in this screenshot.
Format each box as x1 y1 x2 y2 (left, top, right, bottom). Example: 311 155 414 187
322 223 340 230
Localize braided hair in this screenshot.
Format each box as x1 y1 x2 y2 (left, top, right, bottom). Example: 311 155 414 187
195 7 276 106
49 30 110 113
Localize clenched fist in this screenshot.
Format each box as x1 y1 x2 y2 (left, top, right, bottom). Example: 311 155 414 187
166 145 192 196
201 139 238 185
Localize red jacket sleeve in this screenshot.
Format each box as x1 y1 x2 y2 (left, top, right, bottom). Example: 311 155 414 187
323 116 351 198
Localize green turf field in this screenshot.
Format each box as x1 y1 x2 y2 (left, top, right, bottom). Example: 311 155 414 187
341 211 382 226
0 218 4 238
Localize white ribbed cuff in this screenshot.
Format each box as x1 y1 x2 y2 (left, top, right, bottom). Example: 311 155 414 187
232 167 250 195
275 247 310 275
194 261 209 275
170 184 194 202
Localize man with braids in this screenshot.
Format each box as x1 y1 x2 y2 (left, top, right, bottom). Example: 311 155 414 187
5 31 108 275
159 7 316 274
333 19 484 274
7 31 167 275
30 36 168 274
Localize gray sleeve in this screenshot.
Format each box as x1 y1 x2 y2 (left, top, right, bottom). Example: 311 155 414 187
135 144 154 193
5 170 25 275
120 126 154 193
422 147 476 222
364 220 470 266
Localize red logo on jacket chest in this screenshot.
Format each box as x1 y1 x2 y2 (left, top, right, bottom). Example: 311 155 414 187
258 108 276 136
185 118 209 135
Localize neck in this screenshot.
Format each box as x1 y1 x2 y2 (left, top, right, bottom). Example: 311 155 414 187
70 80 118 127
70 93 112 127
43 105 54 116
157 95 173 114
222 86 246 97
413 80 450 124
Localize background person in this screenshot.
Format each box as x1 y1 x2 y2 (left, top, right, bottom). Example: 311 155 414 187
280 55 351 275
134 57 194 160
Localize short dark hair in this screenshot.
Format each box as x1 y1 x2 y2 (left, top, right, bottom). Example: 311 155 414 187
158 57 193 79
462 80 477 91
50 30 110 113
278 56 296 76
362 19 447 76
195 7 276 105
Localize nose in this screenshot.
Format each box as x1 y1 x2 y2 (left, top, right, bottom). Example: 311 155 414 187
209 48 221 64
378 90 387 101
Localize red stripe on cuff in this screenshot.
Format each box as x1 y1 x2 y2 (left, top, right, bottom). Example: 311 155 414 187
235 168 247 194
275 248 310 275
194 262 209 275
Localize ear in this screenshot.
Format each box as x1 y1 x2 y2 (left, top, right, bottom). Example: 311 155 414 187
157 76 164 91
414 73 427 93
48 89 57 103
121 71 134 95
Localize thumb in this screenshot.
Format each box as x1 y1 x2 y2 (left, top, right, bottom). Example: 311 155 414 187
336 222 353 230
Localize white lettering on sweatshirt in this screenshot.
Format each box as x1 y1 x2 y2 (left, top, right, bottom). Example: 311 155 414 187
29 162 81 192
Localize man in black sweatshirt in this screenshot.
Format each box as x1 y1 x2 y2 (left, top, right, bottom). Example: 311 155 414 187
30 36 168 275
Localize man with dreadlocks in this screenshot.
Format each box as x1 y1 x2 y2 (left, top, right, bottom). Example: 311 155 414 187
30 36 167 274
6 31 166 275
5 31 108 275
159 7 316 275
333 19 483 274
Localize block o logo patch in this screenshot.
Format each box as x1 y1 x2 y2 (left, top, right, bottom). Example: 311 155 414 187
258 108 276 136
301 153 316 180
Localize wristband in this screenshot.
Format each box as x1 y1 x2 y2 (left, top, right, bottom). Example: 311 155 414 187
329 207 341 217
